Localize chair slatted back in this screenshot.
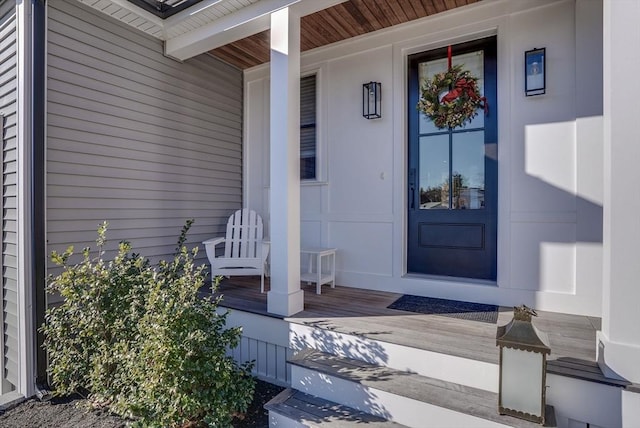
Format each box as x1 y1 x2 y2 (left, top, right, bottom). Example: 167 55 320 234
224 209 263 259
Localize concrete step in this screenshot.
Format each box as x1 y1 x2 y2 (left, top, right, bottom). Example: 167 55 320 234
289 349 555 428
289 321 499 393
265 388 407 427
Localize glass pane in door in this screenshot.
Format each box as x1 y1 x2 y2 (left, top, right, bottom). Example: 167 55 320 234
419 134 449 209
418 51 485 133
452 131 485 210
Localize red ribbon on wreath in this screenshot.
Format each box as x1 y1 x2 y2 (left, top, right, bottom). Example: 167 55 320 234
442 45 489 115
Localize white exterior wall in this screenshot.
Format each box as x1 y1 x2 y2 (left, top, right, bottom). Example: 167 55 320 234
547 374 621 428
244 0 603 317
597 0 640 388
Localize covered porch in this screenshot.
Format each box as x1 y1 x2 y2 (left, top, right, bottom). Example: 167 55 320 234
212 277 633 426
215 276 602 377
5 0 635 424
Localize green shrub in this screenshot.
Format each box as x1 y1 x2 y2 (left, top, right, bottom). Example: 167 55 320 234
41 220 255 427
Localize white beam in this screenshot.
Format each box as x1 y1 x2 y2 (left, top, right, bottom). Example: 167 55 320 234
165 0 300 60
267 7 304 316
165 0 349 61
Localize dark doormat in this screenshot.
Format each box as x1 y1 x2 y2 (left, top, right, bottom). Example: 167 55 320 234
387 295 499 324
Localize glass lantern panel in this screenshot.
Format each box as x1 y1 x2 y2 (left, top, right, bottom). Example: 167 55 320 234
500 347 544 417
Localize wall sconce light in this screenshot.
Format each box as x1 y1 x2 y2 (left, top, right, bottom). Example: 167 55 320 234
363 81 381 119
496 305 551 424
525 48 545 96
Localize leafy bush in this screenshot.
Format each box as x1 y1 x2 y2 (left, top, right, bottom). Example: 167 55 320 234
41 221 255 427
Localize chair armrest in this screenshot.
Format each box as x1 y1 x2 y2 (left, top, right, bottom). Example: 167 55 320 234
261 241 270 264
203 237 225 247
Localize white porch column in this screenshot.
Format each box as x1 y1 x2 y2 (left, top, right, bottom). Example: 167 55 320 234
597 0 640 384
267 7 304 316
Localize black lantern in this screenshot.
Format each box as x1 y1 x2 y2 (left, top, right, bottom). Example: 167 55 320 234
496 305 551 424
363 81 381 119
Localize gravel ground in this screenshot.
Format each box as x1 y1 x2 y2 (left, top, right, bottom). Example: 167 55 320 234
0 379 284 428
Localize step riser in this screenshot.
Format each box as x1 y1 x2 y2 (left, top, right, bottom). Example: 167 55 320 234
269 411 308 428
291 365 510 428
290 323 499 393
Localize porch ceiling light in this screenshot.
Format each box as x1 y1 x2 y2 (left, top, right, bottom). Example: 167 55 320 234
496 305 551 424
363 81 382 119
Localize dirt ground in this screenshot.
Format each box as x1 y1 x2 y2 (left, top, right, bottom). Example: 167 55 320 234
0 379 284 428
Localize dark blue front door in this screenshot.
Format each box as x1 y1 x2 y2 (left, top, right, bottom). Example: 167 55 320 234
407 37 497 280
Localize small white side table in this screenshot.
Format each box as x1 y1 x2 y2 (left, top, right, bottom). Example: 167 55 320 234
300 247 337 294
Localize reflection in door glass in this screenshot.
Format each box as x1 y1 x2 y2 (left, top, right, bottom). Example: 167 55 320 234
452 131 485 209
419 134 449 209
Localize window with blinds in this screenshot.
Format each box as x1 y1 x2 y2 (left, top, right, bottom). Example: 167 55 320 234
300 74 316 180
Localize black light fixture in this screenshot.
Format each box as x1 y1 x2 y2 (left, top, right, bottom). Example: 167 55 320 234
525 48 546 96
363 81 382 119
496 305 551 424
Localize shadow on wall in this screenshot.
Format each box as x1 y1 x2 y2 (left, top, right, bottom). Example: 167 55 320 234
507 118 603 299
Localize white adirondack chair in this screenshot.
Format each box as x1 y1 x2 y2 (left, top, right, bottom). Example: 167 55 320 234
203 209 270 293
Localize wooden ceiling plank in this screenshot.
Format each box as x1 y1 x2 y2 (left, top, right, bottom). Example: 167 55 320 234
420 0 438 15
411 0 428 18
383 0 408 24
212 45 255 69
373 0 403 26
300 17 332 50
322 7 361 39
302 14 338 48
237 31 271 61
340 1 376 33
433 0 447 13
225 43 262 68
350 0 383 31
314 9 354 41
397 0 420 21
444 0 459 9
358 0 393 29
327 4 367 37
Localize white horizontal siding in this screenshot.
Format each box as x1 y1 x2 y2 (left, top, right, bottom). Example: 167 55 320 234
0 0 17 393
47 0 243 269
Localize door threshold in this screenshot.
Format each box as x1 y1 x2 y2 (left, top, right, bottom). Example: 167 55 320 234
403 272 497 287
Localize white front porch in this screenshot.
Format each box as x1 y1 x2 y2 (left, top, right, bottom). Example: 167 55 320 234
213 277 632 427
3 0 636 423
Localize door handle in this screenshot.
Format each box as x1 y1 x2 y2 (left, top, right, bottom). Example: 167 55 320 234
410 186 415 209
409 168 416 210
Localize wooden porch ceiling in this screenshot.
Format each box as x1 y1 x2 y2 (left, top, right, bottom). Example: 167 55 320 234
211 0 480 69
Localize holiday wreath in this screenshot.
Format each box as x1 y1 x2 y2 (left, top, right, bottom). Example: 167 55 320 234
417 63 487 129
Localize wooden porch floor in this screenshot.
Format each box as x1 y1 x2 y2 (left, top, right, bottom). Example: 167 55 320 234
213 277 601 369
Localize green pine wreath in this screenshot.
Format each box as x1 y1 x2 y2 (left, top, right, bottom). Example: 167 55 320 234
417 64 486 129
